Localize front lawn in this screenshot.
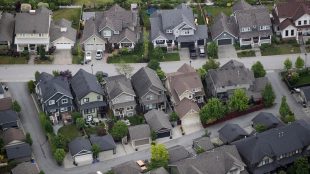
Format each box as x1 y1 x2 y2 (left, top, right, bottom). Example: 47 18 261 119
162 52 180 61
237 50 256 58
107 53 143 63
58 125 82 141
53 9 81 29
0 56 28 64
260 44 301 56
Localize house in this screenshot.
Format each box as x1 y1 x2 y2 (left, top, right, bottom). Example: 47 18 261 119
233 120 310 174
144 109 172 138
168 145 247 174
0 12 14 49
168 145 191 163
128 124 151 149
300 86 310 106
232 0 272 46
50 18 77 50
11 162 39 174
68 137 93 166
211 12 238 45
131 67 167 112
150 3 208 49
0 97 12 111
71 69 107 120
0 110 19 130
112 161 142 174
252 112 283 130
89 134 116 154
15 7 52 52
166 64 205 105
105 74 137 118
218 123 248 144
272 0 310 41
81 4 140 51
5 143 32 162
2 128 25 147
35 72 74 123
192 136 214 151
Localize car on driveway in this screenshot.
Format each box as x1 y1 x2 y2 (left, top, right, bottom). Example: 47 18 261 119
95 50 103 60
199 46 205 57
189 47 197 59
85 51 92 62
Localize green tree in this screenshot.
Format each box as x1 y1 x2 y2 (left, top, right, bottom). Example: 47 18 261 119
279 96 291 118
150 144 169 169
197 68 207 79
202 58 220 72
294 157 309 174
156 69 166 80
200 98 226 124
53 134 68 150
71 112 82 123
111 121 128 141
262 83 276 107
169 112 178 122
39 171 45 174
284 58 292 71
151 131 157 141
76 118 85 130
52 70 60 76
91 144 101 159
54 148 66 165
150 47 164 60
207 42 218 58
196 147 205 154
143 28 149 60
28 80 35 93
228 89 249 112
25 132 33 145
148 59 160 70
12 101 21 113
251 61 266 78
254 124 267 133
295 56 305 69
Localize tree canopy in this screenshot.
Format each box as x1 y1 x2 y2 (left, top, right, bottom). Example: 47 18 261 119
200 98 226 124
12 101 21 113
111 121 128 141
262 83 276 107
54 148 66 165
202 58 220 72
150 144 169 169
207 42 218 58
251 61 266 78
295 56 305 69
294 157 310 174
284 58 292 71
228 89 249 112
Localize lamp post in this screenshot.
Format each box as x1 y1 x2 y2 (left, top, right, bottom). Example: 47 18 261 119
91 64 94 74
190 60 192 67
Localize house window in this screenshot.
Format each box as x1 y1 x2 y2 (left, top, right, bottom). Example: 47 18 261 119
39 34 42 37
260 26 270 30
241 27 251 32
62 98 68 104
49 100 55 105
298 21 302 25
184 30 190 35
285 30 289 36
146 95 153 100
127 106 133 110
97 95 101 100
83 98 89 103
60 107 68 112
103 30 112 37
304 20 307 25
291 30 294 36
166 29 172 33
156 40 165 44
114 31 119 34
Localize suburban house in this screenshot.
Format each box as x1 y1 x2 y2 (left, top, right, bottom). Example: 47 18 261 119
218 123 248 144
0 110 19 130
206 60 268 101
233 120 310 174
150 3 208 49
112 161 142 174
68 137 93 166
2 128 25 147
81 4 140 52
252 112 283 130
0 11 15 49
11 162 39 174
35 72 74 123
89 134 116 154
5 143 32 162
105 74 137 118
300 86 310 106
272 0 310 41
232 0 272 46
50 18 77 50
168 145 191 163
168 145 247 174
15 7 52 52
71 69 107 121
192 137 214 151
128 124 151 150
144 109 172 138
131 67 167 112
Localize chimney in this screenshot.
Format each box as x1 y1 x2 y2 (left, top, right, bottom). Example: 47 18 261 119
29 10 36 14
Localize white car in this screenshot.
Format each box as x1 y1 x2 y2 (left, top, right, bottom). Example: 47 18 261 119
85 51 92 62
95 50 103 60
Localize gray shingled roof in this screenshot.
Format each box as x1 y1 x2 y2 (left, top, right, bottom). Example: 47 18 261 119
252 112 282 129
0 12 14 43
6 143 32 160
112 161 142 174
50 18 77 42
105 74 136 100
301 86 310 102
0 110 18 126
176 25 208 42
193 137 214 151
218 123 248 144
11 162 39 174
174 98 200 119
128 124 151 141
109 28 137 44
144 109 172 133
80 18 104 43
131 67 166 98
233 0 253 12
71 69 104 100
15 7 51 34
68 137 92 156
168 145 191 163
89 134 116 151
211 12 238 40
150 167 169 174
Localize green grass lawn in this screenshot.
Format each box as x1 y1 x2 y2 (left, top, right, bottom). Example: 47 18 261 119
72 55 83 64
260 44 301 56
192 6 205 25
107 54 143 63
58 125 82 141
162 52 180 61
0 56 27 64
205 6 232 18
237 50 256 58
53 9 81 29
73 0 113 6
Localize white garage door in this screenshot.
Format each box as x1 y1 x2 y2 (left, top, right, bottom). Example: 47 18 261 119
84 43 104 51
182 113 203 134
55 43 73 50
74 154 93 166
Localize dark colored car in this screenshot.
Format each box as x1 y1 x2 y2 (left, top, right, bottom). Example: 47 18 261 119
189 47 197 59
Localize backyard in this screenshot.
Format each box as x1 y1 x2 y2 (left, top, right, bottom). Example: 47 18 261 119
0 56 27 64
260 44 301 56
53 8 81 29
205 6 232 25
73 0 113 6
58 124 82 141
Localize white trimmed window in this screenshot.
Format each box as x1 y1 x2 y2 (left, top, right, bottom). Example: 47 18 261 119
146 95 154 100
49 100 55 105
60 107 68 112
83 98 89 103
62 98 68 104
103 30 112 37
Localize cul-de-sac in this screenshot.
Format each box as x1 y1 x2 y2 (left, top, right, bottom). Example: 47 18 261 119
1 0 310 174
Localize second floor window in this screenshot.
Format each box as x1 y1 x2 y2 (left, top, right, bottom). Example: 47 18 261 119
97 95 101 100
166 29 172 33
62 98 68 104
298 21 302 25
49 100 55 105
103 30 112 37
84 98 89 103
241 27 251 32
305 20 307 25
146 95 153 100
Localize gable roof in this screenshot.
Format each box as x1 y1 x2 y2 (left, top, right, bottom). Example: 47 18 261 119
105 74 135 100
233 0 253 12
218 123 248 144
80 17 105 43
71 69 104 100
112 161 142 174
275 0 310 20
144 109 172 132
0 97 12 111
131 67 166 98
149 167 169 174
168 145 191 163
11 162 39 174
174 98 200 119
109 28 138 44
0 12 14 43
252 112 283 129
89 134 116 151
128 124 151 141
0 110 18 126
68 137 92 156
211 12 238 39
193 136 214 151
50 18 77 42
5 143 32 160
2 128 25 146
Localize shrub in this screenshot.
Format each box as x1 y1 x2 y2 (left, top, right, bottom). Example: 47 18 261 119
254 124 267 133
196 147 205 154
151 131 157 141
25 132 33 145
28 80 35 93
148 59 160 70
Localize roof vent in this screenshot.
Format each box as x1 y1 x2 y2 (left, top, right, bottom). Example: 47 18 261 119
60 27 67 32
29 10 36 14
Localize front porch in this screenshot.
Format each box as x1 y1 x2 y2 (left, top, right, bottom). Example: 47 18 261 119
16 44 49 52
240 36 271 47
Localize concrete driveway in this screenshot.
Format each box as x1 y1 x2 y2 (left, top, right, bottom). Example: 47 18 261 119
218 45 237 59
179 48 190 60
53 50 72 65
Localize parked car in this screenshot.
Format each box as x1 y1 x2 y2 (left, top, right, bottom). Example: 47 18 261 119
95 50 103 60
189 47 197 59
85 51 92 62
199 46 205 57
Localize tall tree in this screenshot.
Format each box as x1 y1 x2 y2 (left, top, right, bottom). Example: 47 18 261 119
251 61 266 78
54 148 66 165
294 157 309 174
229 89 249 112
202 58 220 72
207 42 218 58
147 59 160 70
110 121 128 141
284 58 292 71
53 134 68 150
279 96 291 118
12 101 21 113
76 118 85 130
91 144 101 159
150 144 169 169
262 83 276 107
200 98 226 124
295 56 305 69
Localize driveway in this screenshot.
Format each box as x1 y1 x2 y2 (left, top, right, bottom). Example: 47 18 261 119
179 48 190 60
218 45 238 59
53 50 72 65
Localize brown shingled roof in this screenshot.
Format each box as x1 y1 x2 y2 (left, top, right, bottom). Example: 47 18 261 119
0 97 12 111
2 128 25 146
175 98 200 119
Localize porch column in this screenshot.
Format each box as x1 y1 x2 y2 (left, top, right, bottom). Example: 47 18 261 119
28 44 30 51
178 42 181 48
258 36 261 46
195 41 198 47
164 40 167 47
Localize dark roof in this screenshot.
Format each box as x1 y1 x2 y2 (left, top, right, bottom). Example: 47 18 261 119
89 134 116 151
0 85 3 94
2 128 25 146
218 123 248 144
80 18 104 43
105 74 136 100
149 167 169 174
252 112 282 129
211 12 238 40
301 86 310 102
6 143 32 160
68 137 92 156
233 120 310 167
0 97 12 111
168 145 191 163
50 18 77 42
144 109 172 133
0 12 14 43
193 137 214 151
0 110 18 126
278 18 295 30
11 162 39 174
274 0 310 20
78 101 107 110
128 124 151 141
71 69 104 100
233 0 253 12
112 161 142 174
174 98 200 119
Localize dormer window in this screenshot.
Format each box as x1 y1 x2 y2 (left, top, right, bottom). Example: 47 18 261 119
49 100 55 105
103 30 112 37
166 29 172 33
241 27 251 32
60 27 67 32
260 26 270 31
114 31 119 34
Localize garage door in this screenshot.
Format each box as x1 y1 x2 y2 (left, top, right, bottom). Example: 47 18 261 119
180 42 195 48
218 39 232 45
134 138 150 147
84 44 104 51
74 154 93 166
157 131 171 138
182 113 200 126
55 43 73 49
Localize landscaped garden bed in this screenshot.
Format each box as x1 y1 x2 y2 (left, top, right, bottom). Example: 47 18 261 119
281 68 310 89
237 50 255 58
